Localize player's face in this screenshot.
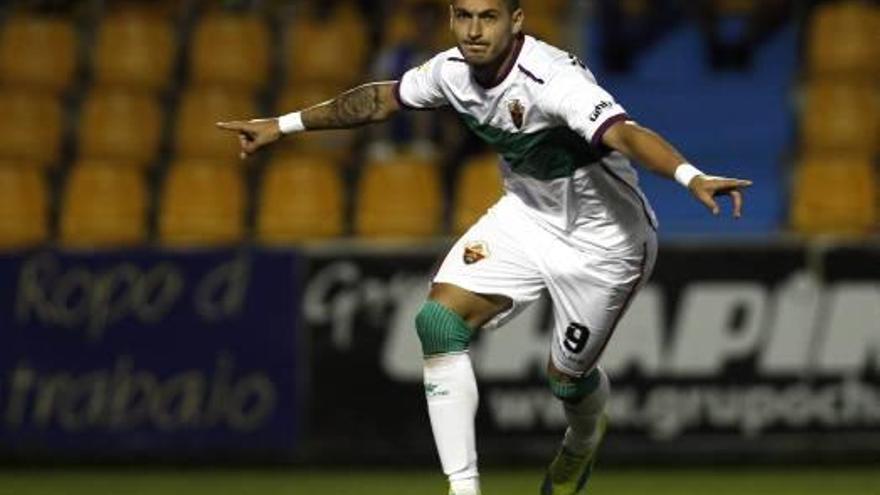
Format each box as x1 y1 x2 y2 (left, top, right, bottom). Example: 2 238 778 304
450 0 523 67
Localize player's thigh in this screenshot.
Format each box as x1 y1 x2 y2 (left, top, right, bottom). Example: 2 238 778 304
546 235 657 377
432 197 546 331
428 282 512 329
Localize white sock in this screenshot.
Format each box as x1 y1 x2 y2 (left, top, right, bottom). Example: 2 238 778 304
562 368 610 455
449 477 480 495
424 352 480 495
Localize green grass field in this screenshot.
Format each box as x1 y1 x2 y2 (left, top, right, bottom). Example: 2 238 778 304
0 468 877 495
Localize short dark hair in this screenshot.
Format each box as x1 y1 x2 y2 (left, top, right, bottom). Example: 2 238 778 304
450 0 521 13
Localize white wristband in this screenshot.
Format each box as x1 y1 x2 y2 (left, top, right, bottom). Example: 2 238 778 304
674 163 704 187
277 111 305 134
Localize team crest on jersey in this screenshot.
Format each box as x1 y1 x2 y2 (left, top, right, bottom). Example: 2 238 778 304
463 241 490 265
508 99 525 129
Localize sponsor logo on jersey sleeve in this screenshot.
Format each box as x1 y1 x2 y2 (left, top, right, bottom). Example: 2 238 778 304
589 100 615 122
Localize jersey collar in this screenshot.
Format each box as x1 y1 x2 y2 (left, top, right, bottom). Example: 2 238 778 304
471 33 527 90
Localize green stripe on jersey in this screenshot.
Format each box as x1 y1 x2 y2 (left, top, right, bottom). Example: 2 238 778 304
460 115 603 180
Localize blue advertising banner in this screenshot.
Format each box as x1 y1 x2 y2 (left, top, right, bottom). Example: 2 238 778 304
0 248 301 462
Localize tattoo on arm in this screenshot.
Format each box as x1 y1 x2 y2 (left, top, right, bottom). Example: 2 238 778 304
301 83 396 130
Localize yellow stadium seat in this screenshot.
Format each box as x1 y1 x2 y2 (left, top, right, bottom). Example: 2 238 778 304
0 163 48 249
355 153 442 239
801 81 880 156
808 1 880 79
60 161 147 248
257 154 345 244
791 156 878 236
93 10 177 91
175 87 257 160
0 91 62 166
160 160 245 247
191 13 270 90
275 84 356 160
286 6 369 86
79 89 163 165
453 153 503 235
0 15 77 92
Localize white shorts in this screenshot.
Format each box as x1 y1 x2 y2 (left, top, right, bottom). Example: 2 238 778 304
433 195 657 377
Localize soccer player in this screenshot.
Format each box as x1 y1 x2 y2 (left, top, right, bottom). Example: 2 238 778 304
218 1 752 493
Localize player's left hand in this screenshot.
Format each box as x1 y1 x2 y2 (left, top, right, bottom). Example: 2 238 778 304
688 175 753 218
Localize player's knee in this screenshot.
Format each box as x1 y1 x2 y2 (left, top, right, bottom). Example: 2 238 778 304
548 367 603 404
414 300 474 357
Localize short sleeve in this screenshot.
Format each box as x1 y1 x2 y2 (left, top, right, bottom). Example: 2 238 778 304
543 67 630 148
394 52 448 110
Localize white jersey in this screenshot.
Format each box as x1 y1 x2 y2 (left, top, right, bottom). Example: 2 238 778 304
395 35 658 252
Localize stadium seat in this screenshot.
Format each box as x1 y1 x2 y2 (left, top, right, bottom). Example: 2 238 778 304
175 87 257 160
191 12 270 90
453 153 503 235
791 156 878 236
801 81 879 156
257 154 345 244
60 161 147 248
355 153 442 239
93 9 177 91
0 90 63 166
0 14 77 93
79 89 163 165
159 160 245 247
275 84 356 160
807 1 880 79
285 5 369 86
0 163 48 249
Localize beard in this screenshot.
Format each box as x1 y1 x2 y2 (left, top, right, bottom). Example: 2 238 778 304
458 39 510 69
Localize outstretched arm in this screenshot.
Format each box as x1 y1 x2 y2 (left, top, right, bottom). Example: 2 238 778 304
602 120 752 217
216 81 401 159
300 81 401 130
